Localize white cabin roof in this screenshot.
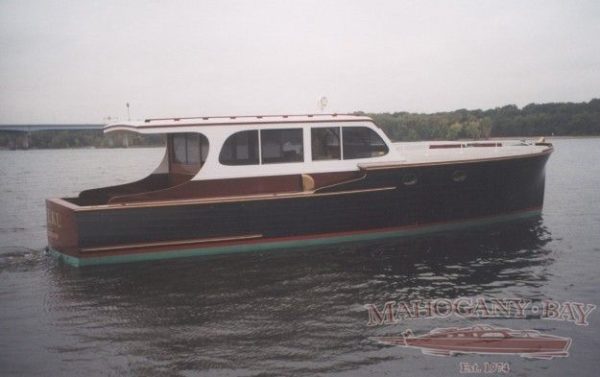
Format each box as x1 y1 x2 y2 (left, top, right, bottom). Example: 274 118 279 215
104 114 373 134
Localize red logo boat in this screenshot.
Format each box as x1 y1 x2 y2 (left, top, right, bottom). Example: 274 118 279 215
374 324 571 359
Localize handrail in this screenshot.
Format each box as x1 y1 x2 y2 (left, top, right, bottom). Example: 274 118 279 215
143 113 355 123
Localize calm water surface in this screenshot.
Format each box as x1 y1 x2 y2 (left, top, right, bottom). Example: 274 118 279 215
1 139 599 376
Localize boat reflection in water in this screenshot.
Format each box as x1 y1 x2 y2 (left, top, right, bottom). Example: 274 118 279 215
374 324 571 359
45 218 556 374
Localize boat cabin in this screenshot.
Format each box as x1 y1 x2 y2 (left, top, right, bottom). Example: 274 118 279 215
73 114 399 206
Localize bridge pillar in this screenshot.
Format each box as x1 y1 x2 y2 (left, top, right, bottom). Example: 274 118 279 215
7 133 16 150
22 131 30 149
3 131 28 149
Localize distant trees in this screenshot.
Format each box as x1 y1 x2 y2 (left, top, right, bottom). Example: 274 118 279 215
0 129 165 149
360 98 600 141
1 99 599 149
362 112 497 141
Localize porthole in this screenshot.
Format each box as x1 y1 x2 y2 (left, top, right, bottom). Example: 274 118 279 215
452 170 467 183
402 173 418 186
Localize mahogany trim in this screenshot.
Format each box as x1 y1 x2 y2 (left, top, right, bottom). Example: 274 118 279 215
73 186 398 212
314 173 367 192
429 142 502 149
104 171 360 205
108 174 304 204
359 146 553 171
80 234 263 253
46 198 80 254
429 144 462 149
465 142 503 147
47 197 81 210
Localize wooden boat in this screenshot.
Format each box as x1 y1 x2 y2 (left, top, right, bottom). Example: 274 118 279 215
46 114 553 266
374 324 571 359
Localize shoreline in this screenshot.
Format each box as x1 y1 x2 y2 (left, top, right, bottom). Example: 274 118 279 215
1 135 599 151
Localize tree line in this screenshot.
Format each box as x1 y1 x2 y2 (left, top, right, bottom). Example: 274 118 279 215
0 130 164 149
360 98 600 141
1 99 599 149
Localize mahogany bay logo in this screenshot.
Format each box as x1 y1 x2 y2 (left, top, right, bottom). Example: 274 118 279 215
365 297 596 359
373 324 572 360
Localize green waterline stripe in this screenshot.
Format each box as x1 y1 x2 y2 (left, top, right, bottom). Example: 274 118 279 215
49 208 541 267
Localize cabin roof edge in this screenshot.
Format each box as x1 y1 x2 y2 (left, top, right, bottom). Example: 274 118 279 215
104 114 374 134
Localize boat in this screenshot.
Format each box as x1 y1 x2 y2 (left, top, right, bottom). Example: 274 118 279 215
46 114 553 266
373 324 571 359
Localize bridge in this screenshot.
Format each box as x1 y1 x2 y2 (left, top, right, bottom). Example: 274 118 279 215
0 124 123 149
0 124 104 132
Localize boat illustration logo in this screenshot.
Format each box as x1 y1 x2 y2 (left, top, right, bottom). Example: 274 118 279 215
373 324 571 359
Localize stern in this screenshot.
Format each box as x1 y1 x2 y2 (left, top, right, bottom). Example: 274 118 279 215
46 198 80 264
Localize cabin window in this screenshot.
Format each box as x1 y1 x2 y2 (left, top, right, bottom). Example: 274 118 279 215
342 127 388 159
171 133 207 165
219 130 260 166
312 127 341 161
173 134 187 164
261 128 304 164
186 135 200 164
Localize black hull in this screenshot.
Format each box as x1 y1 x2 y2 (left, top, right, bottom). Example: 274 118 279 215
48 151 551 265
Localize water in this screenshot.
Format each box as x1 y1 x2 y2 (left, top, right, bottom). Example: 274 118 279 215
0 140 599 376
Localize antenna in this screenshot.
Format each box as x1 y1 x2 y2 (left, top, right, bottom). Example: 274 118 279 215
318 96 328 113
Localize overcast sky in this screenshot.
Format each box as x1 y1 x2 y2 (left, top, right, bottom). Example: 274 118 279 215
1 0 599 123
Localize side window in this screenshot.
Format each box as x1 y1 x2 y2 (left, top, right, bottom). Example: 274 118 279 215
342 127 389 159
186 134 200 164
261 128 303 164
172 134 187 164
171 133 207 165
219 130 259 166
311 127 341 161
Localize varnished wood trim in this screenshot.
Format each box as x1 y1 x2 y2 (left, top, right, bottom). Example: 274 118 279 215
359 146 553 171
74 186 397 212
47 197 81 210
301 174 315 191
80 234 264 253
314 173 367 192
429 142 502 149
46 198 80 253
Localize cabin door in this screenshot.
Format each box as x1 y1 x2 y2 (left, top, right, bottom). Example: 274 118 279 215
168 133 207 185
